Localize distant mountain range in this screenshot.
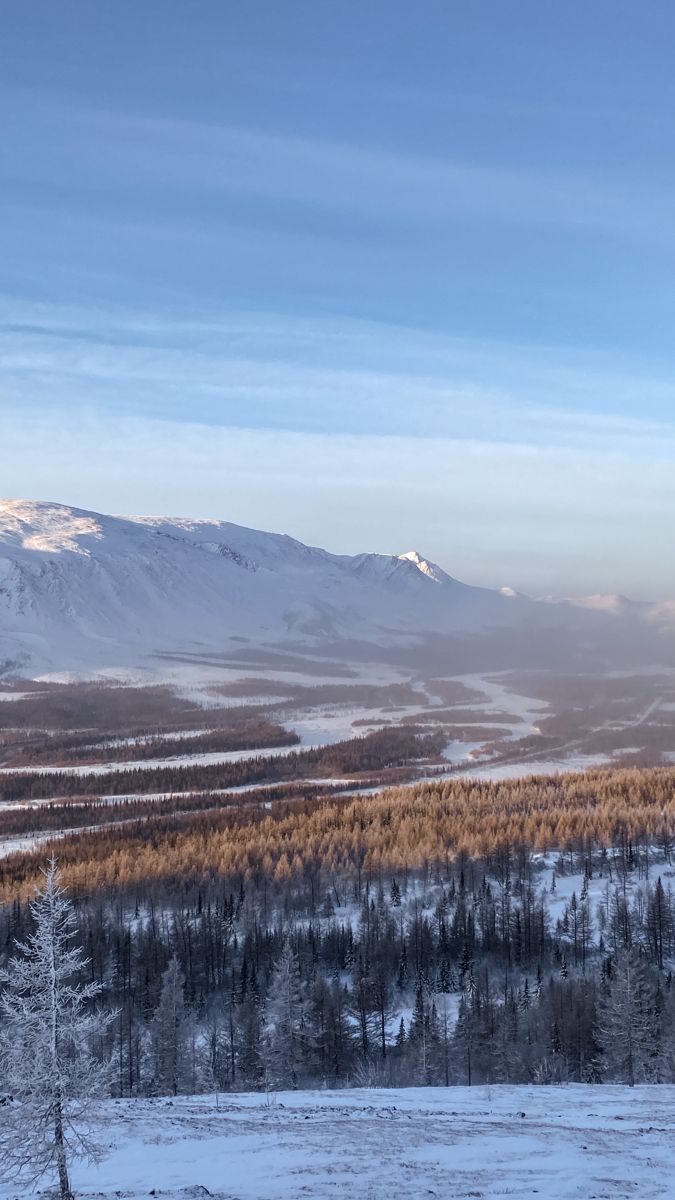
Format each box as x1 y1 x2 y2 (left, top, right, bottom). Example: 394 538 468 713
0 499 673 678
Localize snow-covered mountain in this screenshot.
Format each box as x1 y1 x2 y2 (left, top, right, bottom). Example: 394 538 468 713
0 499 670 678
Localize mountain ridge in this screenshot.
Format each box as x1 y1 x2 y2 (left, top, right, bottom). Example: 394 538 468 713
0 499 671 678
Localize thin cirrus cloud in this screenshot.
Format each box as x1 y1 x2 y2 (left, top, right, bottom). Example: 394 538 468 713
5 88 675 379
9 99 675 250
2 300 675 599
3 38 675 605
1 300 674 451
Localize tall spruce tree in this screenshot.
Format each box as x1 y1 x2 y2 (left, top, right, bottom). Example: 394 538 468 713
596 950 659 1085
264 939 308 1088
153 956 188 1096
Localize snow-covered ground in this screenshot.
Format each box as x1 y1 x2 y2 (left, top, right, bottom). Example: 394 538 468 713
448 672 550 736
433 672 550 768
436 672 658 779
0 709 402 775
460 751 614 781
8 1085 675 1200
0 832 54 860
0 689 446 776
0 743 302 776
441 737 487 763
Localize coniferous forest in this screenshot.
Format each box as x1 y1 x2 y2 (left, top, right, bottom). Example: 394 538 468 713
2 767 675 1096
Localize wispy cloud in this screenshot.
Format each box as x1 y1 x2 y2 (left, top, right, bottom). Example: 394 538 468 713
2 300 674 456
2 297 675 601
3 14 675 605
8 97 675 250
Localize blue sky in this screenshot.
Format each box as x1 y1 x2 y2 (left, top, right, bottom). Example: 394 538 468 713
3 2 675 597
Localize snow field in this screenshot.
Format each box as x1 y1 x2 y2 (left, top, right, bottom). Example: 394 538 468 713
12 1084 675 1200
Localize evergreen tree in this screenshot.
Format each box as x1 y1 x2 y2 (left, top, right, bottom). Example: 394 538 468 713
596 950 659 1086
153 956 188 1096
236 967 265 1087
264 939 308 1088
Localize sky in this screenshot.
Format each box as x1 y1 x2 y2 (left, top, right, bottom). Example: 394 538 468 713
3 2 675 598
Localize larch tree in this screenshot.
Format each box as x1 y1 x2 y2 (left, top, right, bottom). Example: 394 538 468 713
0 856 114 1200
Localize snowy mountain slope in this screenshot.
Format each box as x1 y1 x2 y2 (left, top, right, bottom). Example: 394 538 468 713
0 499 671 677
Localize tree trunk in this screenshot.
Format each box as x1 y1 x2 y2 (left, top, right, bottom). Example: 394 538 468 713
54 1092 74 1200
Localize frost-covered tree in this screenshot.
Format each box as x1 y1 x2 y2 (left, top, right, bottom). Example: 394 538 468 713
153 955 188 1096
596 950 659 1086
0 857 114 1200
263 939 307 1088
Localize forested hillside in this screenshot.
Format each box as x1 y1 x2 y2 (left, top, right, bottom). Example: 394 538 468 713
1 767 675 1095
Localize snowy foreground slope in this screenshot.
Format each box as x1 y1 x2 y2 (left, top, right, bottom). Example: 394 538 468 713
7 1085 675 1200
1 498 674 678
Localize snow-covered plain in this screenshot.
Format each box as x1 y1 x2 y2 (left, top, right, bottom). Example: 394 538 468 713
449 672 549 736
9 1085 675 1200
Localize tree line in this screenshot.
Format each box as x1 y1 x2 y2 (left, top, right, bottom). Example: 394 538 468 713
0 720 298 768
3 765 675 902
0 726 446 804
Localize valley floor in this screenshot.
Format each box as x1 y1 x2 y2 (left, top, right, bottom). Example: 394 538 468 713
7 1085 675 1200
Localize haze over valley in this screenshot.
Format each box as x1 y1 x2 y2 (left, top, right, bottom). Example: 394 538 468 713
2 498 675 810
